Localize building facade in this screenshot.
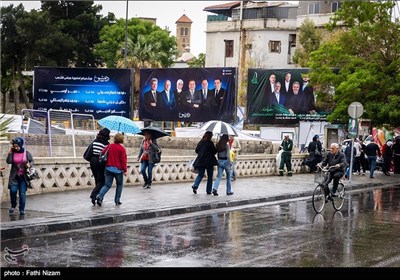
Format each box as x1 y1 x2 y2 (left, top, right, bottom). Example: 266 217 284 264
204 1 341 68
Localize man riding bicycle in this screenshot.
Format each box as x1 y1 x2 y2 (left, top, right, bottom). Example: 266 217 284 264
318 143 347 197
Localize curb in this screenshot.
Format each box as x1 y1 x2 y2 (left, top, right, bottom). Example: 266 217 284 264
1 181 397 240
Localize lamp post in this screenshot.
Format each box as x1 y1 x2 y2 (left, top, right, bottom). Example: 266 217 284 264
124 0 128 68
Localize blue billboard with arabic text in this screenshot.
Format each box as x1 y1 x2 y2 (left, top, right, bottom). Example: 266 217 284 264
33 67 132 119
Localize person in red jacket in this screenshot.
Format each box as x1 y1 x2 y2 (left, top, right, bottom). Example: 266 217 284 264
96 133 127 206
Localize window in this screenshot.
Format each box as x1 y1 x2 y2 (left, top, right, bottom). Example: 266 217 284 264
224 40 234 57
182 44 186 48
332 2 341 13
184 28 188 36
269 41 281 53
182 38 186 43
180 27 184 36
308 3 320 14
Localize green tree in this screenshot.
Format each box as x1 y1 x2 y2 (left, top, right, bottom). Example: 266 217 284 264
308 0 400 129
187 53 205 68
292 18 322 67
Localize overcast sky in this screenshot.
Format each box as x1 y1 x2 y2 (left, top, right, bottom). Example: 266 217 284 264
1 0 237 57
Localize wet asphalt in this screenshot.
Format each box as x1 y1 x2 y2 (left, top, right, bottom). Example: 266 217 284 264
1 171 399 240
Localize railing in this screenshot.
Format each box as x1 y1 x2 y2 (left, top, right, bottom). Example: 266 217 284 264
0 154 308 202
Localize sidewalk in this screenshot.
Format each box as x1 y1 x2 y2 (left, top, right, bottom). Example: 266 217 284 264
1 172 399 240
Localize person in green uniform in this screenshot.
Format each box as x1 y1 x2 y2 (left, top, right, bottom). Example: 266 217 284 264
279 135 293 176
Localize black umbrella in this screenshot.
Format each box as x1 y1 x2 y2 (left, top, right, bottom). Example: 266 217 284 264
138 126 170 140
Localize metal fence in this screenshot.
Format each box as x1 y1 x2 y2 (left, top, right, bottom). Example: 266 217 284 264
21 109 96 157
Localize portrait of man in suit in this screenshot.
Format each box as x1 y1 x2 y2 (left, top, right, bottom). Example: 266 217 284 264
301 75 317 114
185 79 202 120
282 72 293 96
143 77 161 119
199 78 217 121
212 77 227 120
159 79 176 120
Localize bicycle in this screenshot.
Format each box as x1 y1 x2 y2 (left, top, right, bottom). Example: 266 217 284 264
312 165 346 213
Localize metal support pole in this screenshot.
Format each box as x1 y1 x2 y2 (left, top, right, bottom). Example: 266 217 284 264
124 0 128 68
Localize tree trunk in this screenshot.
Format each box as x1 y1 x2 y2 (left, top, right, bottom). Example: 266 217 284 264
15 63 31 109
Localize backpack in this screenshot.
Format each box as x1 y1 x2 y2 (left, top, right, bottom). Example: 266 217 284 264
83 142 94 162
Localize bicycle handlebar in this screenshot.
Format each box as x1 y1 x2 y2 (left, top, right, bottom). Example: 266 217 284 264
317 164 339 172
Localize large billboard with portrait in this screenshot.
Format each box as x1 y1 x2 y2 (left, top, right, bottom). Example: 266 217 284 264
246 68 327 125
139 68 237 122
33 67 132 119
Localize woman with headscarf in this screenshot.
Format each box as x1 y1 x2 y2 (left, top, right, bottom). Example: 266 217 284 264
6 137 34 215
304 134 323 172
89 128 111 205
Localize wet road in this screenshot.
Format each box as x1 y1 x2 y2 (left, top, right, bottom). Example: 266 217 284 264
1 186 400 267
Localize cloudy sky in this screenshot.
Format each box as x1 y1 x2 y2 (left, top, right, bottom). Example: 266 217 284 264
2 0 237 56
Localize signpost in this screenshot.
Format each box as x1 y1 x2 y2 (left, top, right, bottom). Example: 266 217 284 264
347 102 364 183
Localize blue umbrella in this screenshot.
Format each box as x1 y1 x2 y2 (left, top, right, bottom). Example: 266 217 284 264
98 115 141 134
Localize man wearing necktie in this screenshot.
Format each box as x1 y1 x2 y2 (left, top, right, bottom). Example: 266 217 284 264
142 77 160 120
199 79 216 121
185 79 201 121
160 79 176 120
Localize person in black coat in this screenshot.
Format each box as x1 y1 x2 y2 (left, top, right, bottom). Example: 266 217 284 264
304 134 323 172
191 131 218 195
89 128 110 205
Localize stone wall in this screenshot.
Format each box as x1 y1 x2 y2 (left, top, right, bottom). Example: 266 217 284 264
0 136 305 202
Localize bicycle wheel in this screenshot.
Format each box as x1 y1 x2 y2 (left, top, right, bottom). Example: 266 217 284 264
332 183 345 211
312 184 326 213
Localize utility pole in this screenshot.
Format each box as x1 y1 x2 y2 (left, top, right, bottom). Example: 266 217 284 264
124 0 128 68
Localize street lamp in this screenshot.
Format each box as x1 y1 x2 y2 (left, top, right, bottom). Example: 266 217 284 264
124 0 128 68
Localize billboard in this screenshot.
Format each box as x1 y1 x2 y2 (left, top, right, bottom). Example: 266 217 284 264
246 68 327 125
33 67 132 119
139 68 237 122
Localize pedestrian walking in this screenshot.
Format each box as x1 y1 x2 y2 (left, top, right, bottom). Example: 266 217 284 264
96 133 127 206
6 137 34 215
88 128 110 205
212 134 234 196
228 135 241 180
365 139 381 179
279 135 293 176
191 131 218 195
137 131 161 189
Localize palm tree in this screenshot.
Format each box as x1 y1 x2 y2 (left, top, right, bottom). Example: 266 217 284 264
116 34 168 110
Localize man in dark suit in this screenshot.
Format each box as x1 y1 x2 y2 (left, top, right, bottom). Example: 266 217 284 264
267 82 286 107
185 79 202 121
212 77 227 120
301 76 317 114
159 79 176 120
199 79 217 121
142 77 161 120
282 72 293 96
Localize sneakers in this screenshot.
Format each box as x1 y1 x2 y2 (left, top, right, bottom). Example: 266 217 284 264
212 189 219 196
191 185 197 194
96 196 102 206
19 211 25 215
331 192 339 198
227 192 234 195
8 208 14 214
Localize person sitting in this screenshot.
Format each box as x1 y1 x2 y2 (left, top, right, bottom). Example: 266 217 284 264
304 135 323 172
319 143 347 197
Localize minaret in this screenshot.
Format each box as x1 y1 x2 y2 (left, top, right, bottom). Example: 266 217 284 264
175 14 193 58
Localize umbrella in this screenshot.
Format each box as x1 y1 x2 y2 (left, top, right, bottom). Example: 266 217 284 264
98 115 141 134
200 120 238 136
138 126 170 140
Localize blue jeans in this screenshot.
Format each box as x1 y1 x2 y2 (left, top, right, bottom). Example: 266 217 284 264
140 160 155 185
9 175 28 212
213 159 232 194
368 155 377 177
97 169 124 204
193 166 214 194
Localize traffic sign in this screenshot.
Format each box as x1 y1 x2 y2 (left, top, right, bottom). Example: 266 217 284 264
348 102 364 119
